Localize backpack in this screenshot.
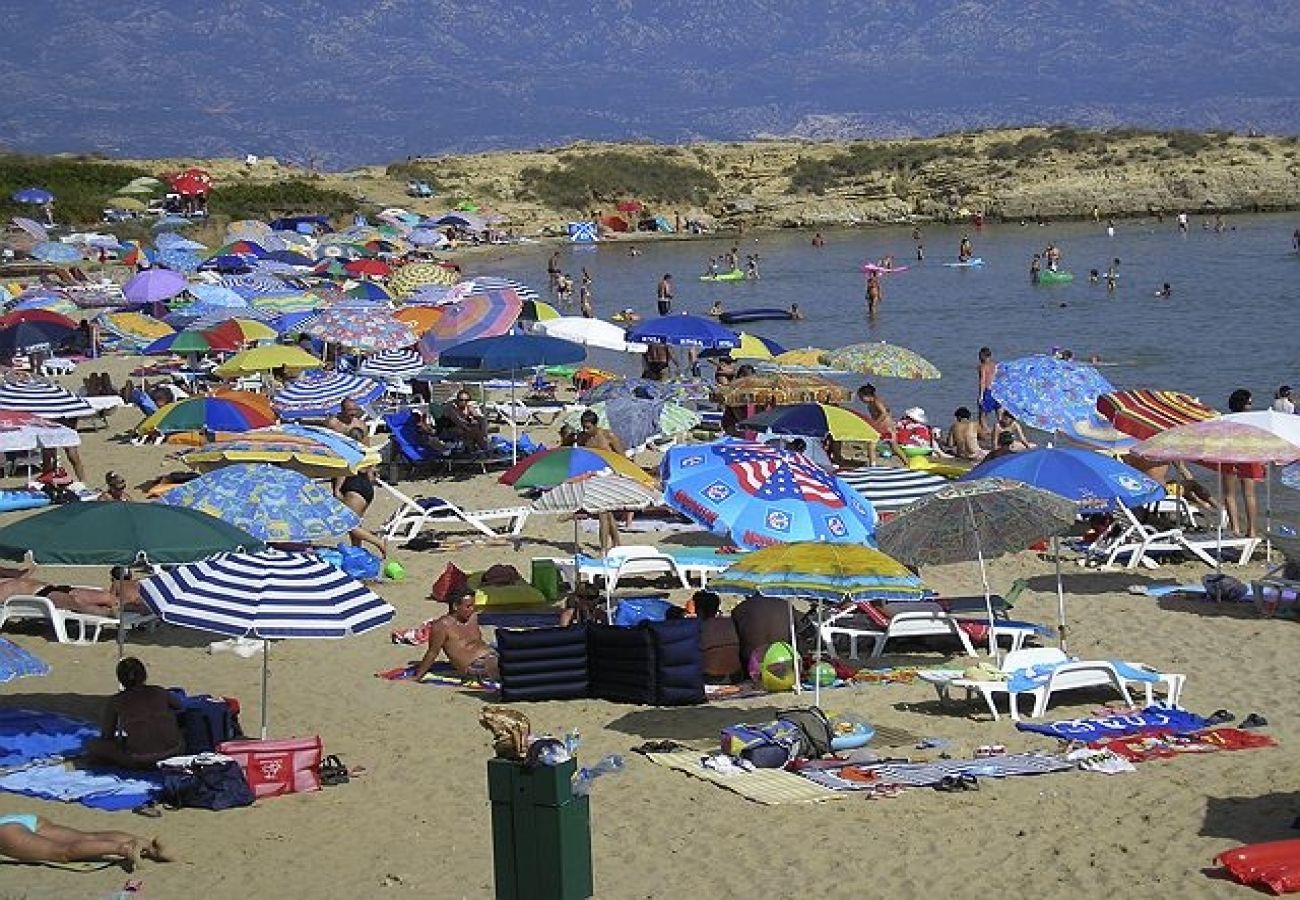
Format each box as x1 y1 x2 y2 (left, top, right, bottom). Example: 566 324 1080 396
172 690 244 754
720 720 800 768
777 706 835 759
161 758 255 811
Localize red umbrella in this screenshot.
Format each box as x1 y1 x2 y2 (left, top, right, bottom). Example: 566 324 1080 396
345 259 390 278
1096 389 1218 440
171 174 210 196
0 309 76 330
616 200 644 214
178 167 213 185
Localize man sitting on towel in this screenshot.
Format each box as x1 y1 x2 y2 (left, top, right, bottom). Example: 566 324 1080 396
411 587 499 682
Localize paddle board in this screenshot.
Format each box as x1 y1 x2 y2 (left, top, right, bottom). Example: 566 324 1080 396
862 264 911 274
944 258 985 268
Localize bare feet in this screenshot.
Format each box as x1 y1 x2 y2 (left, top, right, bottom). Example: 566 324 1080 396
143 837 176 863
120 839 141 872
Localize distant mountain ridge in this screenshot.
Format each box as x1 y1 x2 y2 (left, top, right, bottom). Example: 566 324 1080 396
1 1 1296 167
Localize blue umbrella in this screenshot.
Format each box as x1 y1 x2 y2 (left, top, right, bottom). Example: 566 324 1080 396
357 346 424 380
187 283 247 307
269 310 322 335
139 548 393 738
0 637 50 683
580 378 690 403
989 355 1116 434
155 249 202 272
219 273 292 299
0 320 75 354
440 333 586 370
660 441 877 550
272 370 385 419
154 233 206 252
152 215 193 231
266 250 314 267
964 447 1164 513
11 187 53 205
199 255 253 273
30 242 82 264
627 314 739 350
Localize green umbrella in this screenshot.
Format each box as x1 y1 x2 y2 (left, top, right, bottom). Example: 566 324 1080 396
0 502 264 565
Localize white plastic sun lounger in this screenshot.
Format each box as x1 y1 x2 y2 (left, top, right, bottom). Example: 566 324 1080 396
379 480 530 543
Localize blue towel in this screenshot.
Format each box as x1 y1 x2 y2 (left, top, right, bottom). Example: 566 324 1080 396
0 763 166 811
1005 659 1161 694
0 708 97 768
1015 705 1209 741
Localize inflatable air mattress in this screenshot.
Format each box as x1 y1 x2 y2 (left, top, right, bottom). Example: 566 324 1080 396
719 308 794 325
0 490 51 512
1037 270 1075 284
944 258 985 268
699 269 746 282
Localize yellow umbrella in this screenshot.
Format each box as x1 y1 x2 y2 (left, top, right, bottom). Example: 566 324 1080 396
771 348 831 367
393 306 441 334
732 333 777 360
99 312 174 343
216 318 278 343
388 262 459 296
741 402 880 441
108 196 147 211
214 345 321 377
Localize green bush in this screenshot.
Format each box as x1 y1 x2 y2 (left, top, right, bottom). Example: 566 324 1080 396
0 154 151 224
1167 131 1213 155
518 151 719 210
206 180 360 220
786 158 838 195
384 161 443 191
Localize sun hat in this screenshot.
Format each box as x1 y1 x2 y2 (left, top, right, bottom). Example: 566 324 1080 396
903 407 928 425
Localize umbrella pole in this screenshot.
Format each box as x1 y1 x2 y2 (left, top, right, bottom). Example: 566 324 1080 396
260 639 270 740
510 369 519 465
965 500 997 660
814 600 826 708
1266 464 1273 563
788 599 802 695
1053 535 1067 653
1216 462 1225 575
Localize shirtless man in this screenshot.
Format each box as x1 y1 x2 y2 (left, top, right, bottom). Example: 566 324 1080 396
865 271 882 316
325 399 367 441
444 391 491 454
856 384 893 439
958 235 973 262
411 588 498 681
945 407 985 461
575 409 625 455
976 347 998 436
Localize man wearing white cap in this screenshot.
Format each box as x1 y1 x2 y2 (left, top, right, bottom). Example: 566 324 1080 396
891 407 939 463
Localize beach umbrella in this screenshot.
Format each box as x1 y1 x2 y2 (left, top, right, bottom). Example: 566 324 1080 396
417 293 524 361
31 242 82 264
10 217 49 241
344 259 390 278
304 306 417 352
0 410 80 452
11 187 53 205
137 396 277 436
225 220 273 242
501 446 656 490
532 316 647 354
406 228 446 247
0 502 263 565
389 261 460 295
0 380 94 419
123 269 188 304
1096 389 1219 440
98 311 174 346
0 309 75 330
218 274 291 300
557 398 701 450
836 467 950 516
203 318 278 345
519 299 561 322
186 283 247 307
265 250 314 267
820 342 942 380
183 424 380 478
579 378 690 404
0 320 73 356
153 215 194 231
214 345 321 377
154 233 203 252
532 473 665 587
963 448 1166 649
156 249 202 272
272 370 384 419
392 306 441 334
142 328 240 357
6 295 77 315
139 549 393 738
357 347 425 381
158 464 359 543
0 637 50 683
877 478 1078 654
267 311 321 335
250 293 322 315
170 174 209 197
725 333 785 361
710 542 926 704
738 403 879 442
989 355 1115 434
199 254 253 274
660 441 877 550
345 281 393 302
716 373 850 406
626 314 739 350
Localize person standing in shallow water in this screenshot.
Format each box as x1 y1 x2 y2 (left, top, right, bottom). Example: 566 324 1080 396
656 274 674 315
865 271 882 316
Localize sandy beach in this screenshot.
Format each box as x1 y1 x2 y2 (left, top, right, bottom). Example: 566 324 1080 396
0 345 1291 900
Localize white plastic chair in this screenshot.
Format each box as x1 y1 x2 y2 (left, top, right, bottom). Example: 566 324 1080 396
378 479 530 543
0 595 155 645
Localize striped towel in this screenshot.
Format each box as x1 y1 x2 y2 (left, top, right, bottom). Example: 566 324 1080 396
867 752 1074 786
837 466 949 511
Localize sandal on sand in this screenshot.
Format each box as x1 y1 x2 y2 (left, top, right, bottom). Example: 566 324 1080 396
1205 709 1236 726
1240 713 1269 729
319 755 350 786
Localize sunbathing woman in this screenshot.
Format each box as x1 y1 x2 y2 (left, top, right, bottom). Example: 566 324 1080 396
0 569 143 619
0 813 174 870
84 657 185 770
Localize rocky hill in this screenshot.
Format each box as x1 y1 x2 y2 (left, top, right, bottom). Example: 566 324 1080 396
98 127 1299 234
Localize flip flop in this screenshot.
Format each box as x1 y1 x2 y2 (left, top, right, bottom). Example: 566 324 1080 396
1240 713 1269 729
1205 709 1236 726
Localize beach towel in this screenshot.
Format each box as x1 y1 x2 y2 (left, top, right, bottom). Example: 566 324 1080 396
375 663 497 691
0 762 166 811
863 752 1074 787
0 709 98 768
1015 705 1209 742
1005 659 1161 694
1094 727 1276 763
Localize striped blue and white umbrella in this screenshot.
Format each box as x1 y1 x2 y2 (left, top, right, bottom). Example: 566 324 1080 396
0 636 49 683
218 273 292 299
272 370 385 419
0 380 95 419
32 242 83 264
837 467 951 515
139 549 394 738
465 276 540 302
357 347 424 380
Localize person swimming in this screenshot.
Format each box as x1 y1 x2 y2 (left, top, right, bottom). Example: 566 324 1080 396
1155 283 1173 298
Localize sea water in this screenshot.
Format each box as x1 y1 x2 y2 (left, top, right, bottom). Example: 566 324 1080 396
479 212 1300 520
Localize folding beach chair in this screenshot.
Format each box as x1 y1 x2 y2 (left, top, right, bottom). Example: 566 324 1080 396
378 479 530 543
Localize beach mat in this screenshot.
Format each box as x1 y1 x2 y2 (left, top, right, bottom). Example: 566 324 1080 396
643 751 847 805
0 762 166 811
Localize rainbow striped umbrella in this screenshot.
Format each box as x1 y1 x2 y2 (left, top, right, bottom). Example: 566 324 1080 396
1096 389 1218 440
417 293 523 361
137 397 277 435
1131 420 1300 465
500 447 655 490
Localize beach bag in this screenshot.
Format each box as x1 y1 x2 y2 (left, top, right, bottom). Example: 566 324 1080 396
612 596 672 628
1203 573 1249 603
778 706 835 759
217 736 323 799
721 720 800 768
430 562 468 602
172 690 244 754
336 544 381 581
161 758 255 811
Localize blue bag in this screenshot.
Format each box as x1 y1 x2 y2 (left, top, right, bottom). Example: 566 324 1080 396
161 759 255 811
335 544 381 580
612 596 672 628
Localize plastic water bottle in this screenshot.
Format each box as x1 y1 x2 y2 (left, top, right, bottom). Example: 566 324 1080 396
571 754 624 796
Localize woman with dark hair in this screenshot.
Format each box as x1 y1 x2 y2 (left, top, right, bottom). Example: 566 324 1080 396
1222 389 1262 537
84 657 184 770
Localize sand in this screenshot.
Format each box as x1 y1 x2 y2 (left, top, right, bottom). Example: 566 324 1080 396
1 351 1294 900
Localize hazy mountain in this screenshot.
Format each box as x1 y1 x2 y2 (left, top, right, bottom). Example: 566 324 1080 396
1 1 1296 168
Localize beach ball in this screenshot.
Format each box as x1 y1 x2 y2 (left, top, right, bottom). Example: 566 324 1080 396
805 661 836 687
759 642 797 692
383 559 406 581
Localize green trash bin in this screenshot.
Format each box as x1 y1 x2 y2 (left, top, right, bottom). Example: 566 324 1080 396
530 557 563 602
487 757 593 900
